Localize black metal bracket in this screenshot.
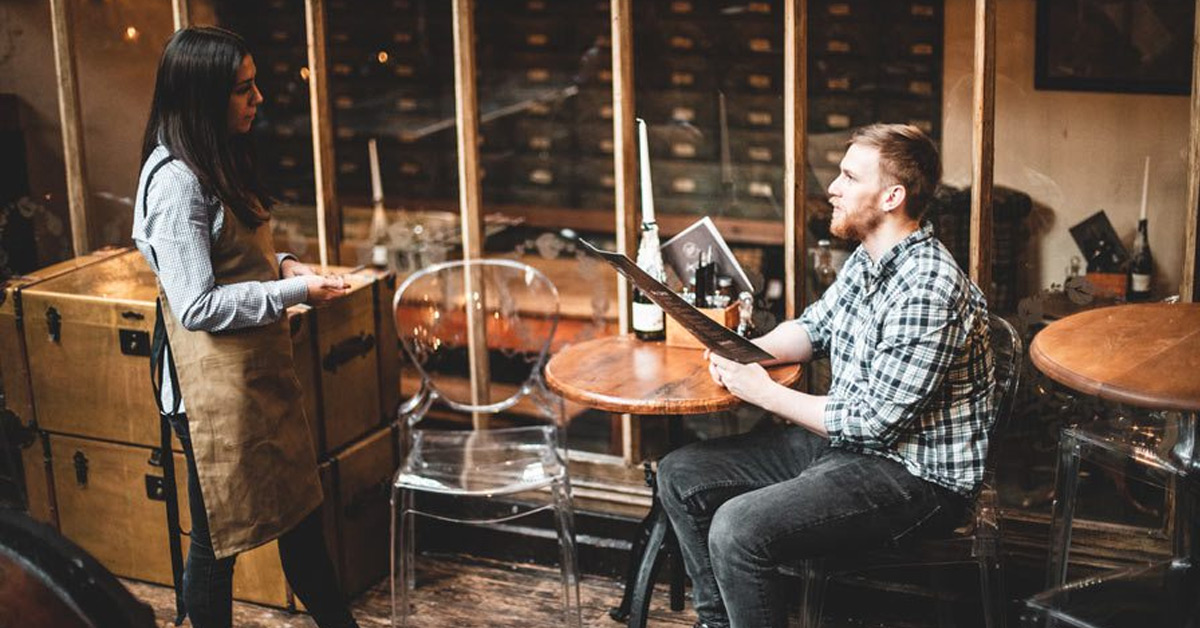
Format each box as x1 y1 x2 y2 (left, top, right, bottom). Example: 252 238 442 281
46 307 61 343
72 451 88 487
322 332 376 373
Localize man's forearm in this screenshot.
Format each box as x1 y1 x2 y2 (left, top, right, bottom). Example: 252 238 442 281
757 384 829 438
754 322 816 365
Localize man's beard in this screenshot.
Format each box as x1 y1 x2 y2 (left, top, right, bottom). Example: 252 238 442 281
830 201 883 241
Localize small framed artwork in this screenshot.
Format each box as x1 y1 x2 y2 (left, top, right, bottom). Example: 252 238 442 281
1035 0 1194 95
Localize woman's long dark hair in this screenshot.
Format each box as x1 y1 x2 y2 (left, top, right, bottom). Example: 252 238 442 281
141 27 272 227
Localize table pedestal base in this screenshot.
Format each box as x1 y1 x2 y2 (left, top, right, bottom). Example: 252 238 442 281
609 461 686 627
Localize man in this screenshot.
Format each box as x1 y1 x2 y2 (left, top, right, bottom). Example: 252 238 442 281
658 123 995 628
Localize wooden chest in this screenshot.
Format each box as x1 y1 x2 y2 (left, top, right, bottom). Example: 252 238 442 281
19 250 160 446
9 252 397 456
0 247 131 430
304 266 384 454
46 432 299 608
319 422 402 597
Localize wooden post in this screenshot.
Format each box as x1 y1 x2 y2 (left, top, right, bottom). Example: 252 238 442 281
1183 0 1200 302
49 0 90 256
784 0 808 320
611 0 640 464
450 0 491 423
304 0 341 268
969 0 996 296
172 0 189 29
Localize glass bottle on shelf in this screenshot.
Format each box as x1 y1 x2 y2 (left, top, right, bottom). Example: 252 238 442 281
1127 218 1153 301
814 239 838 296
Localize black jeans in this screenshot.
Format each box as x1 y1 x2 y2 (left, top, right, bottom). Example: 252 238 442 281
169 414 358 628
657 425 967 628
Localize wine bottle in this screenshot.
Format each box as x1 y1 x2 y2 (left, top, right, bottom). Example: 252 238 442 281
1127 218 1153 301
633 221 666 341
633 118 665 341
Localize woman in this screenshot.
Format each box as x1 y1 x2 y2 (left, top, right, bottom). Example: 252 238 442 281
132 27 358 628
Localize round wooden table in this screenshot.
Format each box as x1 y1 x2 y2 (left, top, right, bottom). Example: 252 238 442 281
1030 303 1200 412
545 334 802 415
544 334 801 628
1026 304 1200 628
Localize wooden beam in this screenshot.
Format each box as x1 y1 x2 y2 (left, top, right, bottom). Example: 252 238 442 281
1183 0 1200 302
450 0 490 423
611 0 639 465
304 0 341 268
969 0 996 295
784 0 808 320
611 0 636 336
49 0 90 256
451 0 484 262
172 0 189 29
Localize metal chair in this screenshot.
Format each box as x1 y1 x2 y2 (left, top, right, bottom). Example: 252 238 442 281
389 258 581 627
796 313 1023 628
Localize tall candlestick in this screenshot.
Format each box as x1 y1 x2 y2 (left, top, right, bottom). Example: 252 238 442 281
637 118 655 225
1139 155 1150 221
368 137 384 206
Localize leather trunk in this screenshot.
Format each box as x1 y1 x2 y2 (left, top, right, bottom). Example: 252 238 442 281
319 422 402 597
46 432 304 608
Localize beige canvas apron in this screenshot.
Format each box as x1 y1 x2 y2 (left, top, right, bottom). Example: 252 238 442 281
161 203 322 559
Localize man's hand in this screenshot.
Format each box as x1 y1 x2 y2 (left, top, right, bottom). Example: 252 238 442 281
281 258 317 278
707 351 774 405
303 274 350 306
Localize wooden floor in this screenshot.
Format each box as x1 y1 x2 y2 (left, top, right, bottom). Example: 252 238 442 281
125 553 695 628
125 552 979 627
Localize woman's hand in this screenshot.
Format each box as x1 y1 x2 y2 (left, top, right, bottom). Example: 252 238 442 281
303 274 350 306
707 351 774 406
281 258 316 278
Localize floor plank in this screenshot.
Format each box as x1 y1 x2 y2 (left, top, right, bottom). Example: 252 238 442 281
123 552 695 628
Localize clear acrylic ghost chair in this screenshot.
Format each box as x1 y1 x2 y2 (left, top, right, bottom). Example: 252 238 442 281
795 314 1023 628
389 258 581 627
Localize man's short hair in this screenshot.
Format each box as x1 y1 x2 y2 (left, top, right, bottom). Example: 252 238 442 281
848 124 941 219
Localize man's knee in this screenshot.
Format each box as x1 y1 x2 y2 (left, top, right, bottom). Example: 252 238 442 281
708 497 760 564
656 445 703 509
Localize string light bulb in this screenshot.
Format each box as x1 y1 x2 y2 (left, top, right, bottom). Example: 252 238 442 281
123 26 139 43
377 51 389 64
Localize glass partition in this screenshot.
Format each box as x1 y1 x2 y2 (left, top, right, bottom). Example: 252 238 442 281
71 0 174 249
206 0 322 263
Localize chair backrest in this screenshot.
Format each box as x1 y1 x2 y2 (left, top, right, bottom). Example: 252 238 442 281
393 258 560 425
0 507 156 628
987 314 1023 437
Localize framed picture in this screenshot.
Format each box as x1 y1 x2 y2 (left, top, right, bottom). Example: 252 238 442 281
1035 0 1194 95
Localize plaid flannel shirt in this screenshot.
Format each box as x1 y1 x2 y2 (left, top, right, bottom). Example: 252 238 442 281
797 222 995 497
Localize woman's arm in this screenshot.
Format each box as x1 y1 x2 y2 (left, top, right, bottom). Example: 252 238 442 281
139 163 310 332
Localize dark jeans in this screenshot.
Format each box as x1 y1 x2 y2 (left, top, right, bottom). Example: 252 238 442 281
169 414 358 628
657 425 967 628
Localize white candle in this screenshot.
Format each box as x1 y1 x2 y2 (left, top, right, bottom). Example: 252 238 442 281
368 138 383 205
637 118 655 224
1139 155 1150 222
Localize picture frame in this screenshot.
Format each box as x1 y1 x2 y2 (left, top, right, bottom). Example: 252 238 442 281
1034 0 1194 95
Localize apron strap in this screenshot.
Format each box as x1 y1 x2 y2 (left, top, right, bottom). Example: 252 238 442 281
143 154 187 625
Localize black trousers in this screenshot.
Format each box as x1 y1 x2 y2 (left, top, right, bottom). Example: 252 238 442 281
169 414 358 628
